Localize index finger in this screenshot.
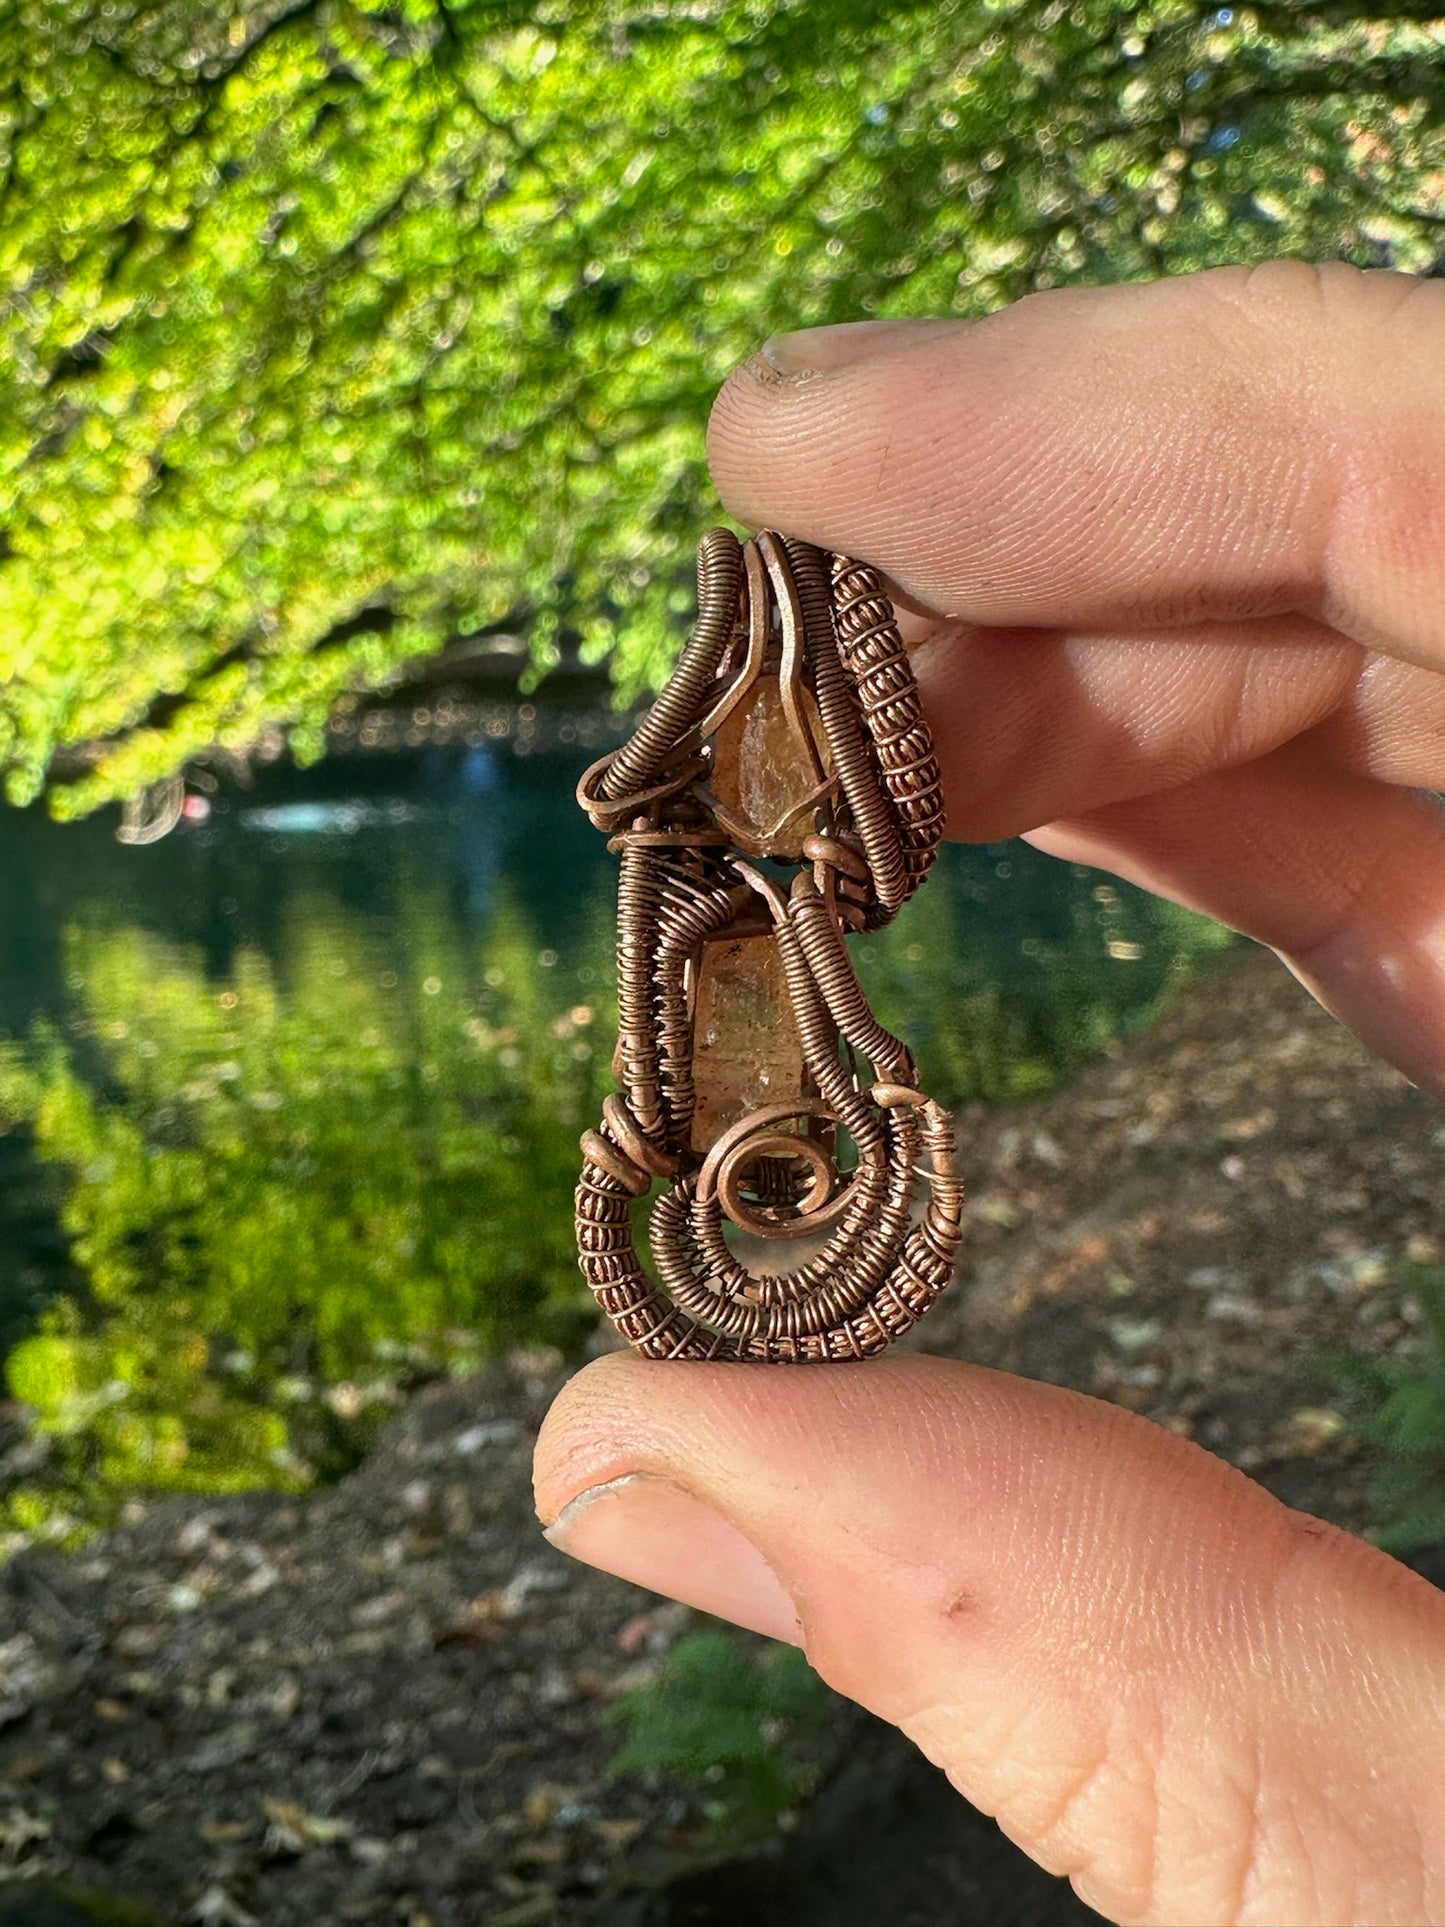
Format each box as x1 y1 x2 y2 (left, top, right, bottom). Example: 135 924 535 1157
707 263 1445 671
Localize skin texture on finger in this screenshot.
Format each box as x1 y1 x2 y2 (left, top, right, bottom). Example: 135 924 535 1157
536 1353 1445 1927
708 263 1445 668
909 614 1371 841
1020 740 1445 1095
1304 649 1445 791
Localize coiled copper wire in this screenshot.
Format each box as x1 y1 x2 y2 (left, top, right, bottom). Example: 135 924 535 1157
612 839 666 1139
775 535 908 925
574 528 963 1361
592 528 744 807
651 860 745 1141
785 871 918 1090
828 555 947 880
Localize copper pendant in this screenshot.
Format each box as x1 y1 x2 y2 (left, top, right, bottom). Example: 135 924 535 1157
574 529 963 1360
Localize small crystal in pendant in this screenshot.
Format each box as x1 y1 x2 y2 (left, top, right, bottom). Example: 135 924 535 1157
689 934 804 1154
709 673 825 860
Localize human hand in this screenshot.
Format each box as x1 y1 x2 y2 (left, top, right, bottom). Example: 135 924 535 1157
712 263 1445 1101
535 266 1445 1926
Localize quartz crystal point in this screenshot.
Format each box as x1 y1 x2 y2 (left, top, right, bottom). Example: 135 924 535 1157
689 934 805 1154
690 669 825 1153
708 672 824 860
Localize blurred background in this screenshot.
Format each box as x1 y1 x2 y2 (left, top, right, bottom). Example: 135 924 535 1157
0 4 1442 1924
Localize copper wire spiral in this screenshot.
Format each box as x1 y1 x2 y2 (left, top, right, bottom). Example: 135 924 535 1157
575 529 963 1361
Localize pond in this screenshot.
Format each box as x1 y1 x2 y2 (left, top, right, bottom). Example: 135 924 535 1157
0 735 1232 1549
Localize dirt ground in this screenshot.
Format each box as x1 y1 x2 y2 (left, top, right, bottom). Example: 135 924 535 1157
0 943 1439 1926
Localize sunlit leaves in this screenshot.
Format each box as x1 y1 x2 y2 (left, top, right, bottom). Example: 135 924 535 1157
1 0 1442 813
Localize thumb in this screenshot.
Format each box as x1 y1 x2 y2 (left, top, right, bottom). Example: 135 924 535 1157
534 1354 1445 1927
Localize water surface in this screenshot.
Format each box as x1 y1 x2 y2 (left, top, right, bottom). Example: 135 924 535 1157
0 743 1229 1546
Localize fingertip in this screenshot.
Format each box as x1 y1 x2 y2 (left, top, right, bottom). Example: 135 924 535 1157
542 1467 804 1644
705 317 986 550
705 349 827 532
533 1350 660 1526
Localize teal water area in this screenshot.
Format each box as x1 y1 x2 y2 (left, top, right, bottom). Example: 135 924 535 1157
0 741 1230 1546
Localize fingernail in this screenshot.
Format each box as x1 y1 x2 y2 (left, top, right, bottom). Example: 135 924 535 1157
760 316 966 376
544 1473 803 1644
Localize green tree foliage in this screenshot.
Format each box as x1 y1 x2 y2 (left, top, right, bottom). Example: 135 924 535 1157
2 0 1442 814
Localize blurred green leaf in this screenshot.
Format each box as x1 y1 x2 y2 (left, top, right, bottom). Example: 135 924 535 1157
1325 1263 1445 1556
608 1630 834 1846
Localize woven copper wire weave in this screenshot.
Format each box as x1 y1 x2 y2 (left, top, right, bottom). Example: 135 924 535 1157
574 528 963 1361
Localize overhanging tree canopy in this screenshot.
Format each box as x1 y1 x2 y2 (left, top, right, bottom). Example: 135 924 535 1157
2 0 1442 815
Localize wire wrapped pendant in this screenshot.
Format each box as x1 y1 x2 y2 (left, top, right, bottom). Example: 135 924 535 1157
575 528 963 1360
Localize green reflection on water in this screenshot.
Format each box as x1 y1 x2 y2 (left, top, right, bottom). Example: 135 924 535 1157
0 884 618 1547
0 802 1231 1548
